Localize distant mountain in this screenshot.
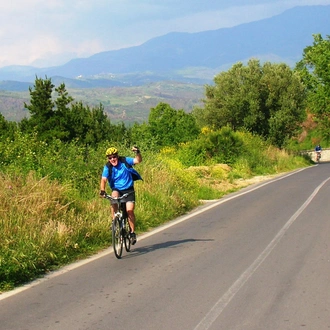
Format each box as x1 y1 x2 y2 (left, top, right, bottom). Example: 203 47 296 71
0 5 329 90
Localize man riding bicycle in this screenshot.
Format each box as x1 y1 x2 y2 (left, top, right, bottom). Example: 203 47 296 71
100 146 142 245
315 144 322 162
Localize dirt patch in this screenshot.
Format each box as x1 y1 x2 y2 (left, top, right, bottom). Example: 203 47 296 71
206 174 280 193
234 174 280 187
187 164 282 194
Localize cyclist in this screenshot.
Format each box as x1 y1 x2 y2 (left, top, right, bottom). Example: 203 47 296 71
100 146 142 245
315 144 322 162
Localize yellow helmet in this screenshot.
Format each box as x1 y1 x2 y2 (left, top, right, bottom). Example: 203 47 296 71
105 147 118 157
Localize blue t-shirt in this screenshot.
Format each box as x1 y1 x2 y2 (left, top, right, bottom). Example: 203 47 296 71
102 157 135 190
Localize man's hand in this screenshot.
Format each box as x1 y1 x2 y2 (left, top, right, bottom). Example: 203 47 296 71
132 146 140 154
132 146 142 164
100 190 106 197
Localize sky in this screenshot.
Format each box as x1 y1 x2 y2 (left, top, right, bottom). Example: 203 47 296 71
1 0 330 68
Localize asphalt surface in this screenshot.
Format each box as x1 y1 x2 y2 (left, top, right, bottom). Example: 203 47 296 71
1 163 330 330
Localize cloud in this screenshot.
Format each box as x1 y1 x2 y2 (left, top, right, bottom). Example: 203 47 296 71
0 0 330 68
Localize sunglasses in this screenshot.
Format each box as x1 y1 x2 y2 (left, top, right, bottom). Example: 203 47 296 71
107 155 118 160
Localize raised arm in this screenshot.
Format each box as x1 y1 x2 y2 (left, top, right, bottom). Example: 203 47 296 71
132 146 142 164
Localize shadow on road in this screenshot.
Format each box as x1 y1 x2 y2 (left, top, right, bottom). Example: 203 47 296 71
124 238 214 258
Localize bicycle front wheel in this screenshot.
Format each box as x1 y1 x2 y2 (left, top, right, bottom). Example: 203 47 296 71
112 217 123 259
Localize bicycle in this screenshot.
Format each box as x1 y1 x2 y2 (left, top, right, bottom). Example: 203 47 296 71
105 193 133 259
316 151 321 163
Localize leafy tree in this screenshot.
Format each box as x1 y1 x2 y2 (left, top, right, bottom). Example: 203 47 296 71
129 122 157 152
193 61 263 131
175 109 200 144
194 59 306 147
296 34 330 140
262 62 306 146
148 102 199 147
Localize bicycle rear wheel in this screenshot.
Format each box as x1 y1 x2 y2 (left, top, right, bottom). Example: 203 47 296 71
112 217 123 259
124 219 131 252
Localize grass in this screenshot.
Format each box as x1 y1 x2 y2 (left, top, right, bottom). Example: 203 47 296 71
0 173 110 291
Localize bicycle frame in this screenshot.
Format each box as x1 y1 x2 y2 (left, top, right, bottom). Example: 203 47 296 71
105 193 132 259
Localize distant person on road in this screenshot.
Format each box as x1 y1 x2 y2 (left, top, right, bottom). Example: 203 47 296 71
99 146 142 245
315 144 322 162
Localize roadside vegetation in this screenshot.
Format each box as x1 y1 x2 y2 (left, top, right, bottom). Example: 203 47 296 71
0 34 329 292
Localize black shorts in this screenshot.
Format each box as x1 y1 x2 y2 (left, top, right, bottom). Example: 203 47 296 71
112 187 135 203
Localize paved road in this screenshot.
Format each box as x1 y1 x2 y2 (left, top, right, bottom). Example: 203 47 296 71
1 163 330 330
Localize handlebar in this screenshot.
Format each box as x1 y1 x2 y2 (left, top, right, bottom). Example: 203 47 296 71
104 192 131 203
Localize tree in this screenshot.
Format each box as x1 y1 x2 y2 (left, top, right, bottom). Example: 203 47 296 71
194 59 306 147
85 104 114 146
295 34 330 140
0 113 17 140
148 102 199 147
54 83 74 141
22 77 118 146
23 76 55 141
262 62 306 146
129 122 156 152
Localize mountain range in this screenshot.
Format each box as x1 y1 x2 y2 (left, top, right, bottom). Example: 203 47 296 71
0 5 329 90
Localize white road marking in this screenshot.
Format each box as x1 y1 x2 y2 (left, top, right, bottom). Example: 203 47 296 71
193 176 330 330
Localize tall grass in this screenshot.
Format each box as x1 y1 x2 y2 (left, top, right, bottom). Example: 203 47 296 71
0 130 312 291
0 172 111 291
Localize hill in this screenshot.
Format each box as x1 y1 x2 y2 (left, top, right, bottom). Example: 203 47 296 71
0 5 328 87
0 5 328 123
